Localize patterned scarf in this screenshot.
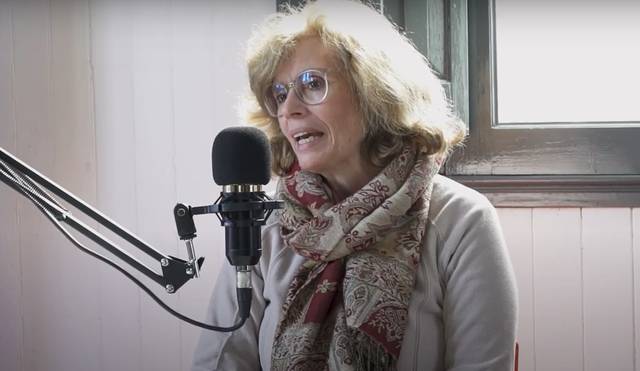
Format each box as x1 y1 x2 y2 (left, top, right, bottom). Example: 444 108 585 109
270 144 443 371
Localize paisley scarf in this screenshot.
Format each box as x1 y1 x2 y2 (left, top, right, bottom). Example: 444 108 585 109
271 145 443 371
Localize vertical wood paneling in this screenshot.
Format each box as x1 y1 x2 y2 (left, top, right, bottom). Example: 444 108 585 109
449 0 469 127
404 0 445 76
48 3 101 370
91 1 143 370
583 208 634 371
381 0 404 29
0 2 22 370
131 1 181 370
12 0 101 370
533 209 583 371
12 2 57 370
633 208 640 371
170 1 221 366
424 0 445 76
497 208 534 371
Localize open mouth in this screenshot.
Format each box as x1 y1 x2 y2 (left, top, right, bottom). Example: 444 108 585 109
293 131 324 145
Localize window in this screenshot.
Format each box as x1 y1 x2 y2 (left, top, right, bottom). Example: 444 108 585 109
276 0 640 206
450 0 640 206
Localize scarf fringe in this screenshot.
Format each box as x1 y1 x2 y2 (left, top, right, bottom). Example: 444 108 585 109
352 337 395 371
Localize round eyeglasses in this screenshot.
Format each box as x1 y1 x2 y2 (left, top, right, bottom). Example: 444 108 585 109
263 69 329 117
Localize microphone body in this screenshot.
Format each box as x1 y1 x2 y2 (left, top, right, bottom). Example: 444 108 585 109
218 189 265 267
211 126 274 269
208 126 283 321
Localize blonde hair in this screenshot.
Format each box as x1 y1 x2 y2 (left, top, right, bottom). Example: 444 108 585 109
243 0 466 176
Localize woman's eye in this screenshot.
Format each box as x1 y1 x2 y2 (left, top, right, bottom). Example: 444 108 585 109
271 85 288 104
303 76 324 90
275 92 287 104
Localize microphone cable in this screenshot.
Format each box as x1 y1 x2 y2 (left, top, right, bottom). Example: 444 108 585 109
0 159 247 332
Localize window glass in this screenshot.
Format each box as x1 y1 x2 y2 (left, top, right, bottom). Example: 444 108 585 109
495 0 640 124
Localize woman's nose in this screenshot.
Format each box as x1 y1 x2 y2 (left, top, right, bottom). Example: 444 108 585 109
279 90 307 118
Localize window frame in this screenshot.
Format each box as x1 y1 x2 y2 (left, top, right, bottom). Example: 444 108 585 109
446 0 640 207
275 0 640 207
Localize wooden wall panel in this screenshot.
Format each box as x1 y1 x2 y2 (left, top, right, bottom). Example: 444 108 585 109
532 209 583 371
633 208 640 371
498 208 638 371
12 2 59 370
0 2 22 370
497 208 534 371
582 208 634 371
91 1 143 370
129 1 182 370
170 1 221 367
48 2 101 369
10 0 101 370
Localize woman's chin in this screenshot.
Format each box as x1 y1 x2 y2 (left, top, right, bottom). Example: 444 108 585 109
296 156 329 175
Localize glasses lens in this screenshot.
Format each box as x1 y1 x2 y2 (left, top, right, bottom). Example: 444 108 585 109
264 70 328 117
264 83 287 116
296 71 327 105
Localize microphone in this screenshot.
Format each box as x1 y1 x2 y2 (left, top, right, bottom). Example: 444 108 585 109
209 126 281 321
211 126 272 268
174 126 281 326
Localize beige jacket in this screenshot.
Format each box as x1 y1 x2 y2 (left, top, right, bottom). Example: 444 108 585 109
191 175 518 371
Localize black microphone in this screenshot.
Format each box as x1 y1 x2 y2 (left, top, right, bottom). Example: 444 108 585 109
209 126 282 320
172 126 282 330
212 126 272 267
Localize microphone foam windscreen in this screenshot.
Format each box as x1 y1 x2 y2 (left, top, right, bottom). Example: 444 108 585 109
212 126 272 185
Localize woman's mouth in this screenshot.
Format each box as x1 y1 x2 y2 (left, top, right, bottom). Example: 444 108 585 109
293 131 324 145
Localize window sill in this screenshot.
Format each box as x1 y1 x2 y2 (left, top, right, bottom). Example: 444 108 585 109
450 175 640 207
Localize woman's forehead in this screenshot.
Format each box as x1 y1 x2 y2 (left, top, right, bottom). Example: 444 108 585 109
273 37 338 82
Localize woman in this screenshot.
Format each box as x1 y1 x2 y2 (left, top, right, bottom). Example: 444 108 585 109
192 1 518 370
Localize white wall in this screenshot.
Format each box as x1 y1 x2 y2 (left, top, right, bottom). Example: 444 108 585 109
500 208 639 371
0 1 274 370
1 1 639 371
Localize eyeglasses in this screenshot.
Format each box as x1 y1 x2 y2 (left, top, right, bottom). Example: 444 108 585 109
263 69 329 117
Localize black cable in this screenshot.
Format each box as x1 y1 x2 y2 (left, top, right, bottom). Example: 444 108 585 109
1 166 247 332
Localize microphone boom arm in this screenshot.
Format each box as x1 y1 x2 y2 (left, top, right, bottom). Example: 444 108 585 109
0 146 200 293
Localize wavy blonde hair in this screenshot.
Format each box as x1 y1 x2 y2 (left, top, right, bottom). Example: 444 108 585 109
243 0 466 176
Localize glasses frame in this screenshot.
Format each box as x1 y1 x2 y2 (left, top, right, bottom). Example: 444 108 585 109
263 69 330 117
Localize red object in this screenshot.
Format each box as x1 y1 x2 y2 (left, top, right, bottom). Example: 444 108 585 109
514 342 519 371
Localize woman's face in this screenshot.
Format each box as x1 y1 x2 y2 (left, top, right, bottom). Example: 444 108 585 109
273 37 366 178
